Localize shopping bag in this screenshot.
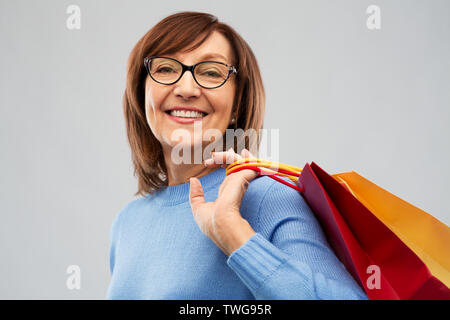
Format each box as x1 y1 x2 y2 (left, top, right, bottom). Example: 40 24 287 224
225 158 450 300
332 171 450 289
306 162 450 300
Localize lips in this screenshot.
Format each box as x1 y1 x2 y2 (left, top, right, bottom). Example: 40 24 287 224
166 111 205 124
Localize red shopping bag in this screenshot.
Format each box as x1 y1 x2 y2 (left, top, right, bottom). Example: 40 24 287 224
297 162 450 300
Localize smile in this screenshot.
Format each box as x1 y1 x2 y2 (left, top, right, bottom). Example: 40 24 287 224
165 110 208 124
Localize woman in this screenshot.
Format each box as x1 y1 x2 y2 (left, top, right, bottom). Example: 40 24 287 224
106 11 367 300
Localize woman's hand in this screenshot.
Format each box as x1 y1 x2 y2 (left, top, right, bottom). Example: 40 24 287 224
189 148 258 256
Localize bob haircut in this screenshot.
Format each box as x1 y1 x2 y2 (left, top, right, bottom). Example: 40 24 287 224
123 11 266 196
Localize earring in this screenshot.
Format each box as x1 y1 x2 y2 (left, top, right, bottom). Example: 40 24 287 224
230 118 236 124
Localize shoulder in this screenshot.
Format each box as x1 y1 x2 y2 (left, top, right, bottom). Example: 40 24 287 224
241 175 310 225
241 175 276 208
110 196 150 232
241 176 317 233
244 175 307 210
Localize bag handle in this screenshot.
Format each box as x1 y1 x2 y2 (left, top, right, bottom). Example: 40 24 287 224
226 158 305 192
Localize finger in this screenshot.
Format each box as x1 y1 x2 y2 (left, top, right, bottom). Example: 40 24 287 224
218 164 259 196
206 149 242 168
240 148 255 160
239 167 259 182
203 157 222 168
218 170 258 205
230 149 259 181
189 177 206 212
241 148 250 158
203 148 236 167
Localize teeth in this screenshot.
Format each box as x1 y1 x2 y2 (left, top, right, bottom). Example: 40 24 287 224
170 110 205 118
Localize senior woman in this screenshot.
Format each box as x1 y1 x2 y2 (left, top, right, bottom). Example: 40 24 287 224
106 11 367 300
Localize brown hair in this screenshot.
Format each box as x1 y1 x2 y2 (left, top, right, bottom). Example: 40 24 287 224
123 11 266 196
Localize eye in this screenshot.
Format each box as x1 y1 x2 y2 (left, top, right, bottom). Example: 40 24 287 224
156 66 175 73
202 70 221 77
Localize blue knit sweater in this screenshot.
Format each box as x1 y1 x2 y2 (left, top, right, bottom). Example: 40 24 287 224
106 167 368 300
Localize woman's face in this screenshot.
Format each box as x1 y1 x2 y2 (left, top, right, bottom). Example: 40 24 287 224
144 31 236 158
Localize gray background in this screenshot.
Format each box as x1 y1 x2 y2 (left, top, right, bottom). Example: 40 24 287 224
1 0 448 299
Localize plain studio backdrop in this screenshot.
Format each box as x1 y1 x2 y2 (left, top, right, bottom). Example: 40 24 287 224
0 0 449 299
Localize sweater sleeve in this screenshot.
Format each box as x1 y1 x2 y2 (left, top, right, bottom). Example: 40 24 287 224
108 210 122 276
226 179 368 300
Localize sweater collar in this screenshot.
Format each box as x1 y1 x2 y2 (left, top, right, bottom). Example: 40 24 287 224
152 167 226 206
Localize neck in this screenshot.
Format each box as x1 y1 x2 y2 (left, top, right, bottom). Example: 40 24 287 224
162 146 217 186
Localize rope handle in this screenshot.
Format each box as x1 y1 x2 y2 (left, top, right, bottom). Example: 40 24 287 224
225 158 305 193
225 158 360 196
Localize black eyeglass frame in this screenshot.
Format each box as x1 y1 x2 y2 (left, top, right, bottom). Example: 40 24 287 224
144 56 238 89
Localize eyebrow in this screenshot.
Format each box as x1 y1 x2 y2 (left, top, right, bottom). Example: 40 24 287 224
168 53 230 64
198 53 229 63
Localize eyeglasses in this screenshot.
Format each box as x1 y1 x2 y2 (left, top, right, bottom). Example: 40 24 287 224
144 56 238 89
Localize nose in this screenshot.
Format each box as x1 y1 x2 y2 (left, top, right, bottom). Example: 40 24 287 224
173 70 201 99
